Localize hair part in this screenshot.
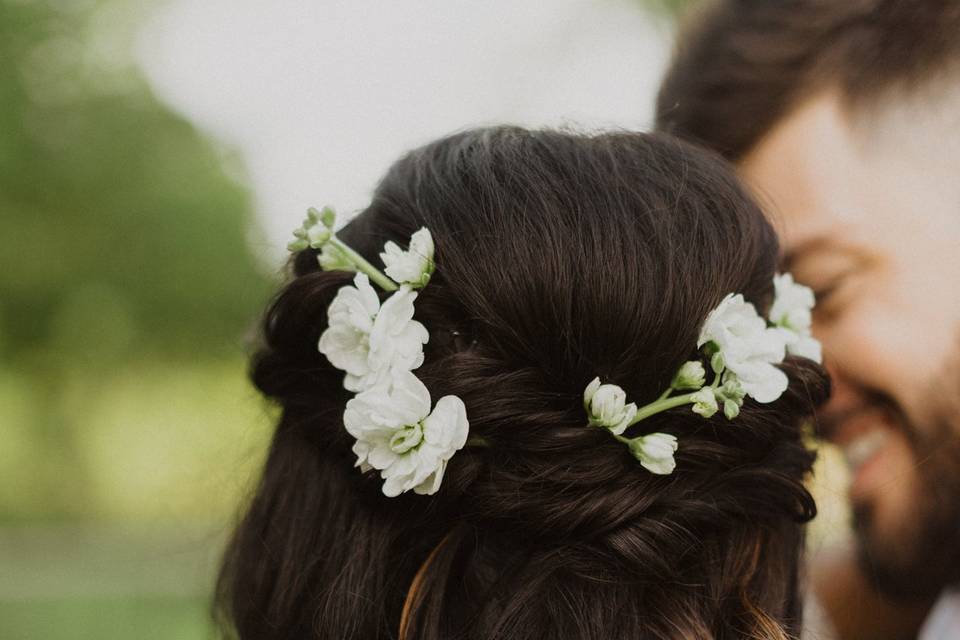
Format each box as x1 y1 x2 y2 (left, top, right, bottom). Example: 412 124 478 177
216 127 829 639
656 0 960 160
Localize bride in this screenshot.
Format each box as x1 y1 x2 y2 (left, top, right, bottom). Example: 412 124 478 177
215 127 828 639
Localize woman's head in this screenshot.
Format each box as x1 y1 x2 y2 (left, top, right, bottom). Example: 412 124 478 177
217 127 828 639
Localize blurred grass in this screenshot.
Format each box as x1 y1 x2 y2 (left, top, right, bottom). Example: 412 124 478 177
0 597 208 640
0 358 272 523
0 359 270 638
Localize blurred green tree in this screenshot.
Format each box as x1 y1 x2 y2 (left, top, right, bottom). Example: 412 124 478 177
0 0 273 522
0 0 271 364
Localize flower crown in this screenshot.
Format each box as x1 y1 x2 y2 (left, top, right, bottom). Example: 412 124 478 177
584 273 822 474
292 207 822 495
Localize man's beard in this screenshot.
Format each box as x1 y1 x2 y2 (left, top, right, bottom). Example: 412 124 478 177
852 378 960 601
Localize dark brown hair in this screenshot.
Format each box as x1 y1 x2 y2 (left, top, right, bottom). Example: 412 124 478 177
656 0 960 160
215 127 829 639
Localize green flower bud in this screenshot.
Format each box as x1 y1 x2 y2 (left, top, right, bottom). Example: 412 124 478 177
292 206 337 252
719 378 746 402
287 238 310 252
671 361 706 390
690 387 718 418
710 350 725 375
320 206 337 229
723 399 740 420
306 225 332 248
714 377 745 420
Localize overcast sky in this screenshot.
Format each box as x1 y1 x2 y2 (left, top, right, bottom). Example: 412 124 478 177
137 0 673 265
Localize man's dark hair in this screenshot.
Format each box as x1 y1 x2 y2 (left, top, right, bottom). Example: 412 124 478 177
656 0 960 160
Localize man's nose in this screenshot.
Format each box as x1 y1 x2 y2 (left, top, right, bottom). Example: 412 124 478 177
815 358 865 442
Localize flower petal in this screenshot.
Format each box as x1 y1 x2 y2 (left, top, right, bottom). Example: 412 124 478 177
736 364 789 403
583 377 601 409
383 371 428 420
414 459 447 496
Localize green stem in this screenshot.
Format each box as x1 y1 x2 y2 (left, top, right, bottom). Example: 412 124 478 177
466 436 490 448
629 391 698 425
711 371 723 389
329 237 398 292
657 387 673 402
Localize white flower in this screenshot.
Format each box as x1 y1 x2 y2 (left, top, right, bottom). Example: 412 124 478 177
770 273 814 331
716 378 746 420
306 224 331 247
770 273 822 363
318 273 380 388
367 285 430 383
344 371 469 497
698 293 789 403
584 377 638 435
318 275 429 391
778 329 822 363
628 433 678 475
672 361 706 390
690 387 718 418
288 206 335 252
381 228 435 288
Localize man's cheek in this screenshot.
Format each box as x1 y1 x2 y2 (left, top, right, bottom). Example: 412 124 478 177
883 261 960 386
850 427 915 508
816 301 903 395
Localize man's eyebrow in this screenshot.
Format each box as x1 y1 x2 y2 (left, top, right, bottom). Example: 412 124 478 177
780 235 845 271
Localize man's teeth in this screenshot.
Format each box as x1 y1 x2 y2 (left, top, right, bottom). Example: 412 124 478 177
844 430 889 472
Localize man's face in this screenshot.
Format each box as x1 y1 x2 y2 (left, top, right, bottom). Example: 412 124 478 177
740 88 960 598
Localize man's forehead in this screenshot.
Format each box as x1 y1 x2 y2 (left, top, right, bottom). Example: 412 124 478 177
738 91 865 253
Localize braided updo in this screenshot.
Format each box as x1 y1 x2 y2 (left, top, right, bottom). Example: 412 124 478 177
216 127 828 640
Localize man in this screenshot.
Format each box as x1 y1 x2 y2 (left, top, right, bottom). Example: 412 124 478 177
656 1 960 638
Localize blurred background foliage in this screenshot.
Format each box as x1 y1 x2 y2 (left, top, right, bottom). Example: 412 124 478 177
1 0 275 636
0 0 693 638
1 0 272 524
